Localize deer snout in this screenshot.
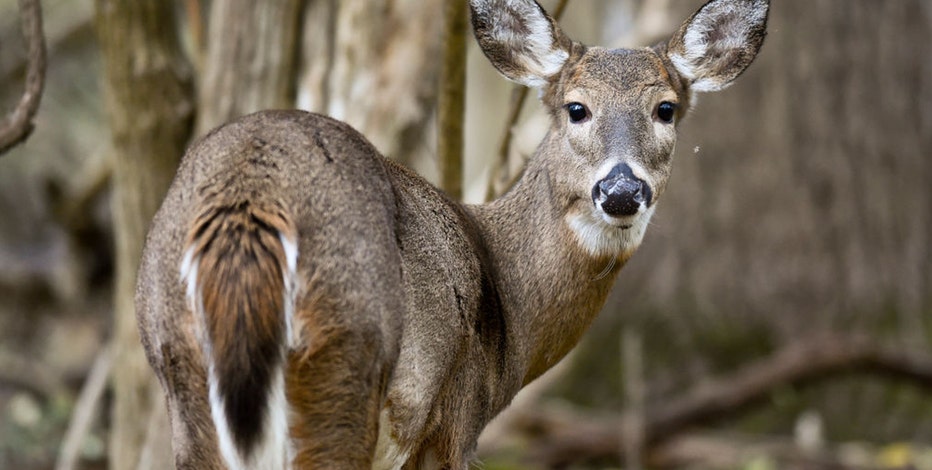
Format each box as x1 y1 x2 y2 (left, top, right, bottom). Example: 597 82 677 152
592 163 653 218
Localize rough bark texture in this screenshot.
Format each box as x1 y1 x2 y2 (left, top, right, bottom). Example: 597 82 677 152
195 0 304 136
94 1 195 468
298 0 444 173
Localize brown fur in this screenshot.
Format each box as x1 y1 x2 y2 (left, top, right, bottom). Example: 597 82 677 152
136 0 768 468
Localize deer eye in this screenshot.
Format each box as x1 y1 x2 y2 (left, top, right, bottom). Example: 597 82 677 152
656 101 677 124
566 102 590 123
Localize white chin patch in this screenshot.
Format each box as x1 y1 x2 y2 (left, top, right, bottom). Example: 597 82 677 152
567 205 655 258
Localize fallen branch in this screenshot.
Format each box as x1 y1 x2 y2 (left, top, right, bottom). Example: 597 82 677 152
0 0 47 155
495 334 932 467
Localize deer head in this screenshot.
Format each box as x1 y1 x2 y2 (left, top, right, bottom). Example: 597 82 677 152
472 0 768 259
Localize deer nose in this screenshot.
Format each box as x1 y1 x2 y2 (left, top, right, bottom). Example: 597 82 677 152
591 163 652 217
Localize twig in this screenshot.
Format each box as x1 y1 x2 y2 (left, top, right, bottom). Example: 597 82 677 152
438 0 469 200
0 0 47 155
485 0 570 201
55 345 113 470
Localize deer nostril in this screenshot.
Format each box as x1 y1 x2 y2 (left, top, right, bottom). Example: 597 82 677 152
632 183 645 204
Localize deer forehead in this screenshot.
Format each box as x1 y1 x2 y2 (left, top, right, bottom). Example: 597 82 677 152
562 47 680 105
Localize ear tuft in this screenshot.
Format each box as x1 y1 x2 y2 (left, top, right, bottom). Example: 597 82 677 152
470 0 572 87
667 0 769 92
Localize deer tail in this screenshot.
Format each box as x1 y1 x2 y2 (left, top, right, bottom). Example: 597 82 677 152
179 198 297 468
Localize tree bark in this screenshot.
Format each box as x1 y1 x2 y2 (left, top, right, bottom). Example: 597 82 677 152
94 1 195 468
298 0 444 173
195 0 304 136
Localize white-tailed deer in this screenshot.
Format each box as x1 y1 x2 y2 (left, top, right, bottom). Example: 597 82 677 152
136 0 768 468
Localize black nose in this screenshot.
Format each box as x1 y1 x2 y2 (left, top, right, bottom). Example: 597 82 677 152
591 163 652 217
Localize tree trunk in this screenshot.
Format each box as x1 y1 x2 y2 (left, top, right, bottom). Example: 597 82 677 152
94 1 195 468
298 0 444 174
195 0 304 136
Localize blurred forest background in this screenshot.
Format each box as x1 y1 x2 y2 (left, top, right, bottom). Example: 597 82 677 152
0 0 930 469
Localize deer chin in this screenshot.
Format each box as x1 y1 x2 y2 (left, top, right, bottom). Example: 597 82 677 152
566 205 655 259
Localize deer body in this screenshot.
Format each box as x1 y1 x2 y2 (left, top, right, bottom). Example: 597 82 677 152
136 1 768 468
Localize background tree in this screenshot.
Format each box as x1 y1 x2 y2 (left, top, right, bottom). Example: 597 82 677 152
95 1 194 468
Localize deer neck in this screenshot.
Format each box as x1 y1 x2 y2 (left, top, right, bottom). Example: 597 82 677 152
469 153 630 386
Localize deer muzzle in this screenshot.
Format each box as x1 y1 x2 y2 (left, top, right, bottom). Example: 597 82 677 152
592 163 653 218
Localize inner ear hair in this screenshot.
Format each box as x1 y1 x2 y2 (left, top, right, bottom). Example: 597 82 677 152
666 0 769 92
470 0 572 87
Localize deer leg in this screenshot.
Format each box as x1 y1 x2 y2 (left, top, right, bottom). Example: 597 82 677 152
285 298 388 468
158 342 226 470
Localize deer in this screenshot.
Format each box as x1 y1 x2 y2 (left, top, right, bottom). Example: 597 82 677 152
135 0 769 468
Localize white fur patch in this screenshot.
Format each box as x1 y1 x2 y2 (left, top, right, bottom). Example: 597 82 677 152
179 246 199 313
567 204 655 258
280 233 301 348
252 367 291 470
180 246 211 352
208 368 244 469
373 408 411 470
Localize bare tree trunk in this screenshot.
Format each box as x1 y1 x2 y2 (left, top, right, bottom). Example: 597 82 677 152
298 0 444 173
195 0 304 136
94 1 195 468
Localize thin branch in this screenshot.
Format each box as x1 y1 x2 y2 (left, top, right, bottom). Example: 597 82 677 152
485 0 570 201
0 0 47 155
55 346 113 470
496 334 932 467
95 0 195 465
438 0 469 200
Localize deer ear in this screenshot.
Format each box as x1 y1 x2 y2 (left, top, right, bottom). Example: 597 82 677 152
666 0 769 93
470 0 572 88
